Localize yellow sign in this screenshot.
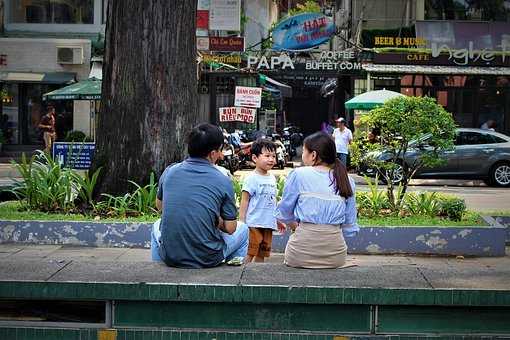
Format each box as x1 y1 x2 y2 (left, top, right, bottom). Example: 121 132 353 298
98 329 117 340
374 36 427 47
202 54 241 64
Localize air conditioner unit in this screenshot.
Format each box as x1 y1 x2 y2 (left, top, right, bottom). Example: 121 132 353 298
56 46 84 65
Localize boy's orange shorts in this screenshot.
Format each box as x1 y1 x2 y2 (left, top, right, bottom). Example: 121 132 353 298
248 227 273 257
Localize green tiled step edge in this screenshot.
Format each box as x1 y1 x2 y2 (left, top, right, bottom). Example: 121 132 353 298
0 328 508 340
1 281 510 306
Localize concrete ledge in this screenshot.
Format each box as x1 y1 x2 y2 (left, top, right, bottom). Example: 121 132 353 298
0 219 506 256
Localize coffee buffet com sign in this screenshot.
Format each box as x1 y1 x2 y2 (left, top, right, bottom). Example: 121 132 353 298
374 36 510 66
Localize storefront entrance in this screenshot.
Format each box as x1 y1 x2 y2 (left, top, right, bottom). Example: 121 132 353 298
1 83 73 146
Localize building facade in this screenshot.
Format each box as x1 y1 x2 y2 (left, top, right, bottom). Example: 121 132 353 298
0 0 105 149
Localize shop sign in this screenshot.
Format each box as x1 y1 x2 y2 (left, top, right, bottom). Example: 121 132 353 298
431 41 509 66
198 0 210 10
272 12 336 51
305 49 361 71
234 86 262 108
209 0 241 31
0 54 6 66
247 54 294 70
374 36 427 47
196 10 209 29
209 37 244 52
52 142 95 170
202 54 241 64
197 37 210 51
219 107 256 123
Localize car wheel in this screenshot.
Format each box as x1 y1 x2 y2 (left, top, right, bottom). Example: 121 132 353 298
489 162 510 187
381 162 405 185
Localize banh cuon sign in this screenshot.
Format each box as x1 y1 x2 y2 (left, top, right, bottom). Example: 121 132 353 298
272 12 336 51
374 36 510 66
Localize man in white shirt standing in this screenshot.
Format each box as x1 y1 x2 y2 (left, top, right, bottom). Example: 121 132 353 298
332 117 353 166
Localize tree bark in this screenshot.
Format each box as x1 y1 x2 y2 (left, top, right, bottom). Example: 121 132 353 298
94 0 198 195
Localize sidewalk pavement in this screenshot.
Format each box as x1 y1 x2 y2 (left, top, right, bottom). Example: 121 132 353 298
1 244 509 290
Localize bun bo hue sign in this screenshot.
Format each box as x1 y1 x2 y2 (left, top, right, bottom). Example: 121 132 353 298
219 107 256 123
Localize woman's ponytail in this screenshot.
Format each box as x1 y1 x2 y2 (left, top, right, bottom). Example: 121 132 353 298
332 158 353 199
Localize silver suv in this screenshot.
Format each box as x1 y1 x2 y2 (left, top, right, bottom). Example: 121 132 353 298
359 128 510 187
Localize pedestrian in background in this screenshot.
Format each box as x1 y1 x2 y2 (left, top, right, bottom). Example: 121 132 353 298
38 105 56 153
276 131 358 269
332 117 352 166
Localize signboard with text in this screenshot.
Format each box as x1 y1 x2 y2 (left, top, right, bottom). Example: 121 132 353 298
209 0 241 31
52 142 95 170
219 107 256 123
196 10 209 29
234 86 262 108
209 37 244 52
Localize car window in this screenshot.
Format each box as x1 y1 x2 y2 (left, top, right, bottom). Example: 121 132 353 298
456 131 507 145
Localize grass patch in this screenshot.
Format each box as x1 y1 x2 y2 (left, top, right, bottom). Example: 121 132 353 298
0 201 159 223
359 211 486 227
1 201 489 226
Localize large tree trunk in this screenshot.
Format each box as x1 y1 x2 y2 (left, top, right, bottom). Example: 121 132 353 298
94 0 198 195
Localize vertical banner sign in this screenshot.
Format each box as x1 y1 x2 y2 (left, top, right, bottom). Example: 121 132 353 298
219 107 256 123
234 86 262 108
209 0 241 31
196 10 209 29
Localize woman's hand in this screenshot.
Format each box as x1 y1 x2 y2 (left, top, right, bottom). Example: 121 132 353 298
277 221 286 233
286 221 298 232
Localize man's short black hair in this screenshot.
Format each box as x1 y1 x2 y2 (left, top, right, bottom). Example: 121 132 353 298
187 123 223 158
251 138 276 156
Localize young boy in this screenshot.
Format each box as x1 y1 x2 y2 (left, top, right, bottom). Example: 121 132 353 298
240 138 285 263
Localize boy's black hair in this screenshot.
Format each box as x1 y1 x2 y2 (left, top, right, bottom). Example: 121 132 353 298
187 123 224 158
251 138 276 156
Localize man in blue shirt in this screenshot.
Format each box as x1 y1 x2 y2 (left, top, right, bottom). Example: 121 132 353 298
151 123 248 268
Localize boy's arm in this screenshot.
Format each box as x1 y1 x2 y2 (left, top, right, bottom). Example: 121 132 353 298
238 191 250 223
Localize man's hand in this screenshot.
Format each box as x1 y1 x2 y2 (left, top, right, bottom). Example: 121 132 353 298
217 216 237 235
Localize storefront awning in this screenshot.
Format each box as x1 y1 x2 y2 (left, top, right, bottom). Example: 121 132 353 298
259 74 292 98
0 71 76 84
362 64 510 75
43 78 102 101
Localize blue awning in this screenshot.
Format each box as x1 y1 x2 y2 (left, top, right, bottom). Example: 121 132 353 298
0 72 76 84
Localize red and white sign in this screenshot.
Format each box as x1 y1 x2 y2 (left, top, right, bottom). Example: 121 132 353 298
219 107 256 123
234 86 262 108
196 10 209 29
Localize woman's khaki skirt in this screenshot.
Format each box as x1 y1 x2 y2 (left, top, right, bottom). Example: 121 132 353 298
284 222 347 269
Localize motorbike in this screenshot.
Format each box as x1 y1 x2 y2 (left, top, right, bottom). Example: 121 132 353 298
271 133 287 169
282 125 303 160
218 131 240 174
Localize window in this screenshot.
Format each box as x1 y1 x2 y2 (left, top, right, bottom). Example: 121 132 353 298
425 0 510 22
9 0 94 24
456 131 506 145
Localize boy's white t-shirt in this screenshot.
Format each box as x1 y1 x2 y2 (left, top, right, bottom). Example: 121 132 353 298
333 127 353 155
242 172 277 230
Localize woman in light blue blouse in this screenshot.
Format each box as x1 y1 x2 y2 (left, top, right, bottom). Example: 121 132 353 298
276 131 358 268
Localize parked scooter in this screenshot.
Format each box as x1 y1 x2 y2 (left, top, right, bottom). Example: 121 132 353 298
282 125 303 160
218 131 239 174
271 133 287 169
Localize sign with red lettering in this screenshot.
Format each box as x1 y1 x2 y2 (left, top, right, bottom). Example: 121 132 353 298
234 86 262 108
219 107 256 123
209 37 244 52
0 54 7 66
196 10 209 29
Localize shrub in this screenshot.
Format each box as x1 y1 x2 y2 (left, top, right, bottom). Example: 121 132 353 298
65 130 93 142
9 151 81 212
438 195 467 221
404 191 441 217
